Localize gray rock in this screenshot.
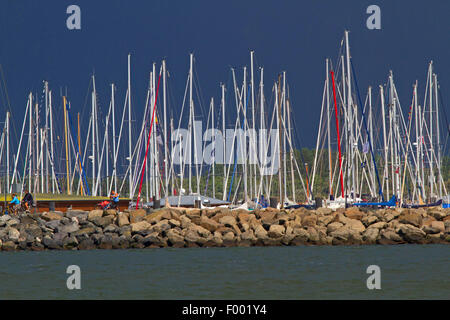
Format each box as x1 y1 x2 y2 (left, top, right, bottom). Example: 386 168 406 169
363 228 379 243
65 210 88 221
0 214 11 227
397 224 426 243
42 237 62 249
57 222 80 234
63 236 78 249
78 239 96 250
25 224 42 238
45 220 61 230
8 228 20 242
2 240 17 251
92 216 114 228
104 224 119 233
99 235 113 249
6 218 20 227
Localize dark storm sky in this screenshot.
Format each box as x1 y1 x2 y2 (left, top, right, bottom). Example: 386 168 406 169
0 0 449 149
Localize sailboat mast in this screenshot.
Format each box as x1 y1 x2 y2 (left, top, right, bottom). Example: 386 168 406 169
63 96 70 194
163 60 168 200
128 54 133 198
111 83 117 192
326 59 332 198
277 74 283 208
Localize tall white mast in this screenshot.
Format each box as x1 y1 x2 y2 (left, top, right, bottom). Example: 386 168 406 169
250 51 256 199
433 73 441 198
91 75 96 194
221 83 226 200
6 111 9 193
111 83 117 192
49 90 55 193
128 53 133 198
28 92 32 190
44 81 49 193
163 60 168 200
282 72 287 201
345 30 355 200
211 97 215 198
188 53 193 194
243 66 248 202
428 62 434 198
259 67 265 198
326 59 332 199
380 85 389 198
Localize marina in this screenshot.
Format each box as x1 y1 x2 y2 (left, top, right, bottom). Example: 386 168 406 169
0 30 446 213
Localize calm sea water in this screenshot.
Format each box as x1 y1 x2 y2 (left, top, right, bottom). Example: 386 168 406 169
0 245 448 299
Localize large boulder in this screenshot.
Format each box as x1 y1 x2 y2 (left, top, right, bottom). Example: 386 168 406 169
66 210 88 221
259 211 277 226
2 240 17 251
189 225 211 238
317 207 333 215
184 229 201 244
290 228 309 244
301 215 317 227
367 222 387 230
25 224 42 238
57 221 80 234
200 216 219 232
431 221 445 232
318 215 334 227
380 229 403 243
41 211 63 221
254 225 268 240
345 207 364 220
240 230 257 245
63 236 78 250
0 215 11 227
8 228 20 241
78 239 96 250
92 216 114 228
329 226 353 241
72 227 95 237
362 215 378 227
130 221 152 233
88 210 104 221
345 219 366 233
130 209 146 223
219 215 237 227
167 229 185 247
397 224 426 243
327 222 343 233
117 213 130 227
363 228 379 243
428 210 447 221
268 225 285 238
398 211 422 228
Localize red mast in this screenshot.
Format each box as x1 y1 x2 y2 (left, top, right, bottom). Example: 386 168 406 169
330 71 345 198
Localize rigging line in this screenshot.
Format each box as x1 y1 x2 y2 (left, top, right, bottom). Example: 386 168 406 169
136 67 162 209
437 86 450 140
228 84 251 202
350 59 384 201
67 111 90 195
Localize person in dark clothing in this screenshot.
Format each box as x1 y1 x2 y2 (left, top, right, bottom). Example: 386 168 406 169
22 190 33 211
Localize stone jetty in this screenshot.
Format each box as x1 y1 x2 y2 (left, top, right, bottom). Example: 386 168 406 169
0 206 449 251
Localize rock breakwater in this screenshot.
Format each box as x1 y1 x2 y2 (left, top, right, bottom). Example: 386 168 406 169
0 206 449 251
